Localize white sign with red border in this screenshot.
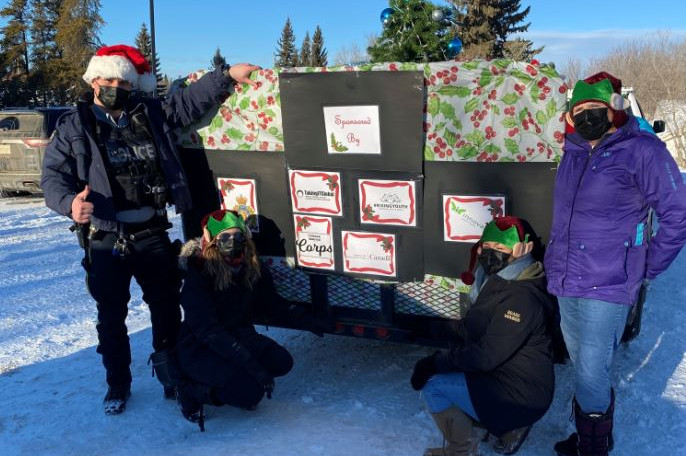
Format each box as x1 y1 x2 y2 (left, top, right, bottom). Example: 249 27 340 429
293 215 335 270
443 195 506 242
323 105 381 155
288 170 342 216
359 179 416 226
341 231 396 277
217 178 259 221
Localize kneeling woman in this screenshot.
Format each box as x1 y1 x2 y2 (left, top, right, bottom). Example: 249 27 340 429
411 217 557 455
174 210 328 426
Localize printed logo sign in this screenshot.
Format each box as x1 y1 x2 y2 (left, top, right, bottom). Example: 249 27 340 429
289 170 343 216
323 105 381 154
293 215 335 270
443 195 505 242
217 178 259 221
359 179 416 226
342 231 396 277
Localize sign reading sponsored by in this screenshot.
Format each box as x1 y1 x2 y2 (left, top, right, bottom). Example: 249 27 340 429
289 170 343 216
323 105 381 155
217 178 259 220
443 195 505 242
293 215 335 270
342 231 396 277
359 179 416 226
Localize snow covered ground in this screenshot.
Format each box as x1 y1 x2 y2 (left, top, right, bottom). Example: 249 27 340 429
1 195 685 456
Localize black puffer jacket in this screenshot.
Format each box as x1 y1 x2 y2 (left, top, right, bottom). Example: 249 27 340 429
435 262 555 436
174 239 314 387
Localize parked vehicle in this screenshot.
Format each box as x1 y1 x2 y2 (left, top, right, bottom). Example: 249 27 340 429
0 107 69 196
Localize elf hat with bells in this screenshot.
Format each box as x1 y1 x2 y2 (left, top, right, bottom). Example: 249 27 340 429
460 216 534 285
567 74 630 129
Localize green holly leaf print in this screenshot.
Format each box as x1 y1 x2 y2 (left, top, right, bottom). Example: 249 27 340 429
428 96 440 116
452 119 463 131
502 93 519 105
400 62 418 71
504 138 520 155
483 144 501 155
510 69 534 84
437 86 472 98
258 95 267 108
236 143 252 150
424 144 435 160
226 128 244 140
530 84 541 102
502 117 518 128
443 129 457 147
518 108 529 123
209 116 223 133
464 98 479 113
479 69 493 87
440 102 456 120
465 130 485 147
546 100 559 122
462 61 480 70
458 145 479 159
494 59 512 69
239 98 250 110
536 109 548 126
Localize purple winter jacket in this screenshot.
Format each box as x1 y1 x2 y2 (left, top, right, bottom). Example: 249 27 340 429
544 117 686 305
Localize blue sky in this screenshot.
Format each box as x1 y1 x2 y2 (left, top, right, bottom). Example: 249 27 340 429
11 1 686 79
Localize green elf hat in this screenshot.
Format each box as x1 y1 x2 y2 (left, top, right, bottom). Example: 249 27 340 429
569 78 627 111
202 209 247 239
460 216 530 285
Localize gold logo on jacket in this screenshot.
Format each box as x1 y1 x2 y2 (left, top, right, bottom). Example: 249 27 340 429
504 310 521 323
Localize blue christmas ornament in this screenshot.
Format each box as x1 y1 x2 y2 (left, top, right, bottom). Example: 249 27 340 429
380 8 394 25
446 37 463 57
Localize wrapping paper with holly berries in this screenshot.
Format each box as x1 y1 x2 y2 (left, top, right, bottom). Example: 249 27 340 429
175 60 566 162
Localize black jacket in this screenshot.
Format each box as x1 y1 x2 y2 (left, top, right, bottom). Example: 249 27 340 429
41 67 233 232
435 262 555 436
174 239 313 387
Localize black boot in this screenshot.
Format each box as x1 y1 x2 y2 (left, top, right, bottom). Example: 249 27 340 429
103 385 131 415
554 391 615 456
176 382 205 431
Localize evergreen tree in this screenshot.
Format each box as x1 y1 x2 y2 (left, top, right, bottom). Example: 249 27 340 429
449 0 497 59
134 22 164 89
55 0 103 102
310 25 327 66
0 0 31 76
210 47 226 69
274 17 298 68
299 32 311 67
30 0 63 105
368 0 452 63
449 0 539 59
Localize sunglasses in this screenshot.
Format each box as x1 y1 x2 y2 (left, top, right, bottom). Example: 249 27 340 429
215 231 246 250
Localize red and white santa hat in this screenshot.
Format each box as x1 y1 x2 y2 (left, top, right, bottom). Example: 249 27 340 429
82 44 157 93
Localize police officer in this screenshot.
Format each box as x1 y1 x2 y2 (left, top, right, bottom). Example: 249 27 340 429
41 44 259 415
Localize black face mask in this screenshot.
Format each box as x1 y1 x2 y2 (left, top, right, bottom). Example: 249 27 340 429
96 84 130 111
477 248 511 275
215 231 246 259
573 107 612 141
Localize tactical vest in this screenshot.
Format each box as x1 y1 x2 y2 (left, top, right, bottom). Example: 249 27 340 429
98 109 166 212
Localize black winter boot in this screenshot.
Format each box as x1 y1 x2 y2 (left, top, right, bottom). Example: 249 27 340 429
554 391 615 456
103 385 131 415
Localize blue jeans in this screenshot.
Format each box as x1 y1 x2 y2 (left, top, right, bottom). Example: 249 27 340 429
558 297 630 413
421 372 479 421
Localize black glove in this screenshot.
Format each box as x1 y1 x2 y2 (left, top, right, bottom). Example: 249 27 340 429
244 359 275 399
411 352 439 391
